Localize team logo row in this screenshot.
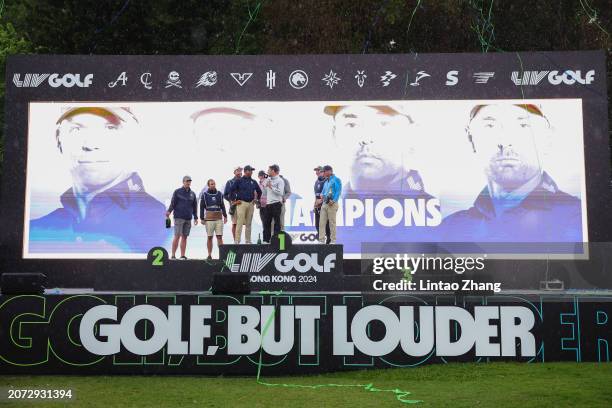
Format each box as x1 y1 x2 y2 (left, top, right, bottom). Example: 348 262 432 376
121 69 402 90
12 69 596 89
114 69 597 90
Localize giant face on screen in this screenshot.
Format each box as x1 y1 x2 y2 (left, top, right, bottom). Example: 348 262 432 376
23 100 588 258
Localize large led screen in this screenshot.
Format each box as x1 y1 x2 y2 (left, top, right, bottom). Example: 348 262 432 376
23 99 588 258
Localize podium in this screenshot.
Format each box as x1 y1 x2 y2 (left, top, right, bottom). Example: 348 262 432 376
218 240 343 291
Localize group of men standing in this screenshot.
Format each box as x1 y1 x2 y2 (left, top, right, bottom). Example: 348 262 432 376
166 163 337 260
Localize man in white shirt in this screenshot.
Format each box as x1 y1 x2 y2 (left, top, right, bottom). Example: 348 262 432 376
261 164 285 243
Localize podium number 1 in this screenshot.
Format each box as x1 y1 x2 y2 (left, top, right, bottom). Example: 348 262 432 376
279 233 285 251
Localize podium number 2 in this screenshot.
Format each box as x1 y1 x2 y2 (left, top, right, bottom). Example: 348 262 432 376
152 249 164 266
279 233 285 251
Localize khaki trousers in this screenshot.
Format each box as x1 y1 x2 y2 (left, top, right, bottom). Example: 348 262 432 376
235 201 255 243
319 201 338 243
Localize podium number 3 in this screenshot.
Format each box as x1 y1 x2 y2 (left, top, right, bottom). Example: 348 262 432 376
152 249 164 266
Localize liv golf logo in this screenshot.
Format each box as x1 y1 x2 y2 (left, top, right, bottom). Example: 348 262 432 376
224 250 336 273
13 73 94 88
511 70 595 85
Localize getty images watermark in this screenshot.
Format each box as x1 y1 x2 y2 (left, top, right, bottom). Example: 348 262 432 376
368 253 501 293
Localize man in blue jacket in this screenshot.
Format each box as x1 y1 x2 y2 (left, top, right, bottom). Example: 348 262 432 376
229 165 262 244
317 165 342 244
313 166 330 243
166 176 198 259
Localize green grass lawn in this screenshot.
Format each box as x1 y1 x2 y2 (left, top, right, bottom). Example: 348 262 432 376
1 362 611 407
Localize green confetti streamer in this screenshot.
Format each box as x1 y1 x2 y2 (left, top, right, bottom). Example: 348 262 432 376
235 0 263 54
254 300 422 404
578 0 609 37
405 0 422 38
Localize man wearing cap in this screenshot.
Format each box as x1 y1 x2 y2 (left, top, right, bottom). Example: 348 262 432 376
223 167 243 242
318 165 342 244
29 107 168 254
324 104 428 197
228 165 262 244
441 103 582 242
166 176 198 259
323 104 437 250
199 179 227 260
313 166 330 243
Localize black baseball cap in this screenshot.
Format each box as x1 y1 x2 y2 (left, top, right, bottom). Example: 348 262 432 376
323 165 333 171
244 165 255 171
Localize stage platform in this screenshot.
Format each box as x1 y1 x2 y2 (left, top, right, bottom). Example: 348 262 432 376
1 241 611 375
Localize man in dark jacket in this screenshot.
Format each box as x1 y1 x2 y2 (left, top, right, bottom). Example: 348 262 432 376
223 166 242 243
229 165 262 244
199 179 227 260
166 176 198 259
